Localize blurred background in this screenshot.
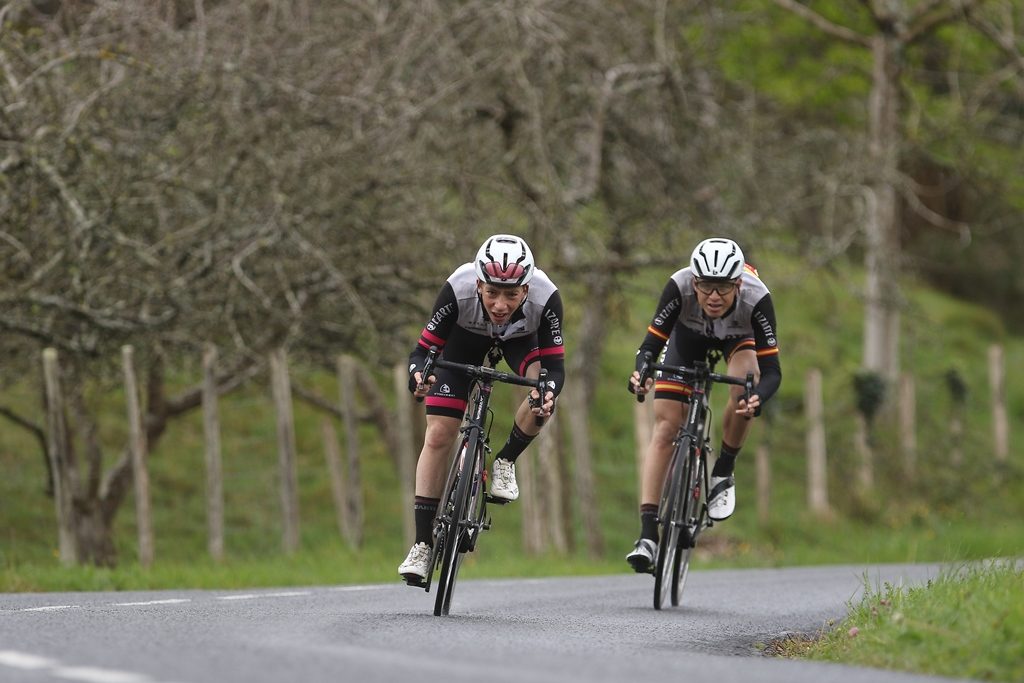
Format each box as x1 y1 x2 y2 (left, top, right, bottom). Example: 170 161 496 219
1 0 1021 589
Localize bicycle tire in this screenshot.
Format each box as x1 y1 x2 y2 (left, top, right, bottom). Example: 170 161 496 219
653 437 689 610
670 449 705 606
433 435 482 616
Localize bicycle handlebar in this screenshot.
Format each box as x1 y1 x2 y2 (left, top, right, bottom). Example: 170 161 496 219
632 351 755 407
417 346 549 424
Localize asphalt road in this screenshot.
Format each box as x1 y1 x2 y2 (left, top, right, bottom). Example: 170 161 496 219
0 563 974 683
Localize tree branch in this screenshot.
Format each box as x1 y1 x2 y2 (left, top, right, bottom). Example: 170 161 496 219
771 0 872 47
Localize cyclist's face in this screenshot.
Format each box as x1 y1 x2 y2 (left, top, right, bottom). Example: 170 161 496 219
477 282 527 324
694 279 739 319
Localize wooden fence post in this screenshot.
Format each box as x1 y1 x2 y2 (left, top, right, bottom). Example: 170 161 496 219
269 348 300 554
899 372 916 479
538 411 568 553
337 355 363 547
564 375 603 557
42 348 76 565
755 437 771 526
122 345 154 567
805 368 829 515
392 363 416 547
989 344 1009 463
322 418 349 540
633 398 654 504
855 414 874 492
202 344 225 561
519 449 543 555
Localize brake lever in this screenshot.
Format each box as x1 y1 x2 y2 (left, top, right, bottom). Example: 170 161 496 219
415 346 438 404
530 369 548 426
634 351 653 403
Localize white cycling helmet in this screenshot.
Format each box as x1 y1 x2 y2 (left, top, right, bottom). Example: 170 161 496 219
474 234 535 286
690 237 745 280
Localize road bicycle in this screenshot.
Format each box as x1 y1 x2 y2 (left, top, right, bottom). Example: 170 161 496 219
634 350 753 610
415 345 548 616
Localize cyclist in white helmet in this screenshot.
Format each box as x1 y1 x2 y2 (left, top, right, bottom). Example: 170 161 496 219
625 237 782 573
398 234 565 585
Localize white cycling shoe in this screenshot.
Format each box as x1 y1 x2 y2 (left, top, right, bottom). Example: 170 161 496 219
707 475 736 521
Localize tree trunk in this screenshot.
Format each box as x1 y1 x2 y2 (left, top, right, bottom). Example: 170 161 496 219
862 32 903 380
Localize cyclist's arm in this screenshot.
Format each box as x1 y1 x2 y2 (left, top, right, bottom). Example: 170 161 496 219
634 279 681 374
749 294 781 405
536 289 566 397
407 282 459 392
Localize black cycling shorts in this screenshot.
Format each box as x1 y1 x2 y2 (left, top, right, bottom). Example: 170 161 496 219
653 326 755 402
424 327 540 419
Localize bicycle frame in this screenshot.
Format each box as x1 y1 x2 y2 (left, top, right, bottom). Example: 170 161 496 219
635 350 753 609
416 345 548 616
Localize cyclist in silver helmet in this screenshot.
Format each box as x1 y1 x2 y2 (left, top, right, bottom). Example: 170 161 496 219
398 234 565 585
625 237 782 573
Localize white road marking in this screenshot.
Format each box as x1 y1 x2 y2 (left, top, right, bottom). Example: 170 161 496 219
215 594 259 600
1 651 187 683
0 650 58 669
19 604 79 612
112 599 191 607
51 666 151 682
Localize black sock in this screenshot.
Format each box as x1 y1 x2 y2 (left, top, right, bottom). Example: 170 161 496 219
495 423 535 464
413 496 439 546
712 442 740 477
640 504 659 542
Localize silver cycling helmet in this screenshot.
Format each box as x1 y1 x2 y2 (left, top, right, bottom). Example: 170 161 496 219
690 237 745 280
474 234 535 286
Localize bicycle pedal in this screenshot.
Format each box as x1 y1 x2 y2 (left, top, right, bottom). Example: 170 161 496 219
485 495 510 505
401 575 428 589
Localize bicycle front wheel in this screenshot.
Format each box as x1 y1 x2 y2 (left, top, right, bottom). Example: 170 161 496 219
433 436 482 616
653 437 690 610
671 448 705 606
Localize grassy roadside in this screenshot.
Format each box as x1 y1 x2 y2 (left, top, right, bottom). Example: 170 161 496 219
767 560 1024 682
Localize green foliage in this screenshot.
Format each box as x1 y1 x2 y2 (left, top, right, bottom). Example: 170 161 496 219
852 371 886 422
714 2 871 125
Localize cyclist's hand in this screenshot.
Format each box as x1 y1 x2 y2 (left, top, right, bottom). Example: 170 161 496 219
735 394 761 419
529 389 555 418
412 371 435 399
629 370 654 396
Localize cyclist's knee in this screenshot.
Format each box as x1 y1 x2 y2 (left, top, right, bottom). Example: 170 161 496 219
423 418 460 450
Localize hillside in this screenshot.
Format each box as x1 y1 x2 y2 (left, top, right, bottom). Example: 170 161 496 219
1 253 1022 590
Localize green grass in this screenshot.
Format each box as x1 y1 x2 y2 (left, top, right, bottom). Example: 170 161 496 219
772 561 1024 682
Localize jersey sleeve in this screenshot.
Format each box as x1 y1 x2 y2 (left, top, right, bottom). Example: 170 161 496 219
408 282 459 377
635 278 682 373
534 289 566 397
750 293 781 404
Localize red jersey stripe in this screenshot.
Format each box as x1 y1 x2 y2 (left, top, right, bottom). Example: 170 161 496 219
425 396 467 411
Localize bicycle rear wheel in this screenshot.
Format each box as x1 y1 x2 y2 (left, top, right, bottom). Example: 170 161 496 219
653 438 689 610
433 436 482 616
670 449 705 606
